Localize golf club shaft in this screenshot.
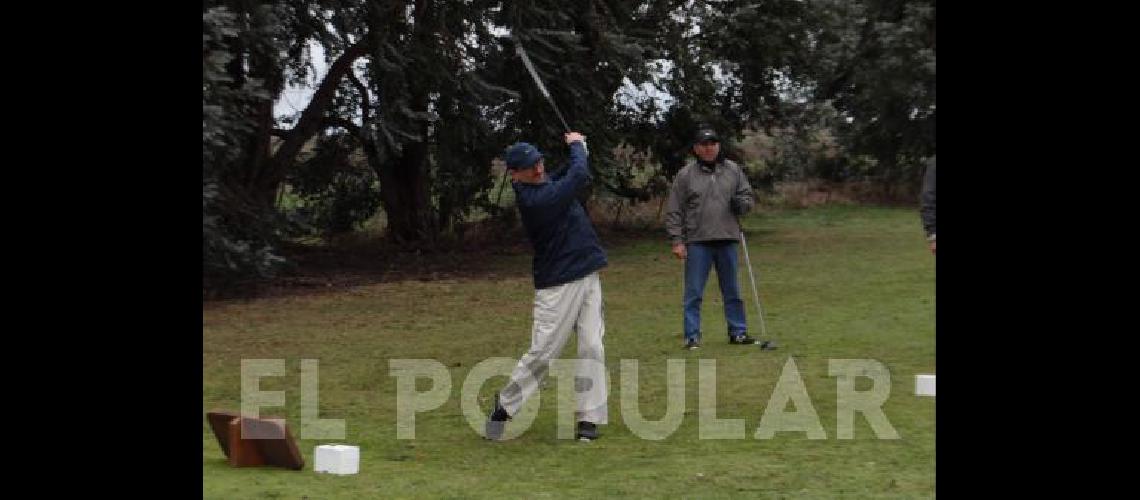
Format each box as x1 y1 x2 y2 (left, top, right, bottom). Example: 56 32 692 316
499 39 583 204
739 229 769 338
515 41 572 133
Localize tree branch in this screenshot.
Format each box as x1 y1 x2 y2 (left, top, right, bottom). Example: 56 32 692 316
817 18 876 100
324 117 361 138
266 38 370 182
347 72 371 123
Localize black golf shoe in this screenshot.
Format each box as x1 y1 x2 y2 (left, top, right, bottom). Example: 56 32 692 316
731 335 778 350
485 392 511 441
576 421 599 442
729 334 758 345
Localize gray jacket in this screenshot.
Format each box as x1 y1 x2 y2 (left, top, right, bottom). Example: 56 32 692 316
664 158 755 244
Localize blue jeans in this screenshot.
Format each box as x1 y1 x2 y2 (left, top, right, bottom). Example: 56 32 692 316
684 240 747 342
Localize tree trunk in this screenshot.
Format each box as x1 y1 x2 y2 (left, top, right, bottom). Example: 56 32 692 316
376 130 433 245
367 0 438 245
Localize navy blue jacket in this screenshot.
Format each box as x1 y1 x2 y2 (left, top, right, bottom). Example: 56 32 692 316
512 141 607 289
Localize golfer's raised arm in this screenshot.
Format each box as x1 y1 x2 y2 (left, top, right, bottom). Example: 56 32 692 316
526 132 589 210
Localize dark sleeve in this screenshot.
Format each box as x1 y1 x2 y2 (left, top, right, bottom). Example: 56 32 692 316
732 163 754 215
920 157 936 237
548 164 568 182
664 169 687 244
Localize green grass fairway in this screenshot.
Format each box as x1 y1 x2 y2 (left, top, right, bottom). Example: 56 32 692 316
204 205 936 498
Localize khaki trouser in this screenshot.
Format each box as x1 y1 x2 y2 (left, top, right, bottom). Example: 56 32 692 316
498 272 608 424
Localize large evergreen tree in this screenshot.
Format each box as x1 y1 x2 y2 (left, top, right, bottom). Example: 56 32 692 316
203 0 935 285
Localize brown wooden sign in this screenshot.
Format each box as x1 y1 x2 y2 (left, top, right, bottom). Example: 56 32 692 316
206 410 304 470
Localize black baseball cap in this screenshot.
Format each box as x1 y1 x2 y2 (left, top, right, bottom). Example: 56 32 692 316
694 127 720 143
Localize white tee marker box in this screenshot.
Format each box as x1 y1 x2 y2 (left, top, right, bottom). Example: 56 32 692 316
314 444 360 475
915 374 936 397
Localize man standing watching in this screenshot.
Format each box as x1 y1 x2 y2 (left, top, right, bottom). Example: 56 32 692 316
665 125 775 351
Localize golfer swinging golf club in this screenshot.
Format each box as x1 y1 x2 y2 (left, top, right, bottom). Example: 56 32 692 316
665 125 776 350
485 132 609 442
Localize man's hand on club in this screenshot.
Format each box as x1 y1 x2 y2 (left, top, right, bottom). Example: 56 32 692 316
565 132 585 145
672 242 687 260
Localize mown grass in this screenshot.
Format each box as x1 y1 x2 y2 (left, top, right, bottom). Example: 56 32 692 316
203 205 935 499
